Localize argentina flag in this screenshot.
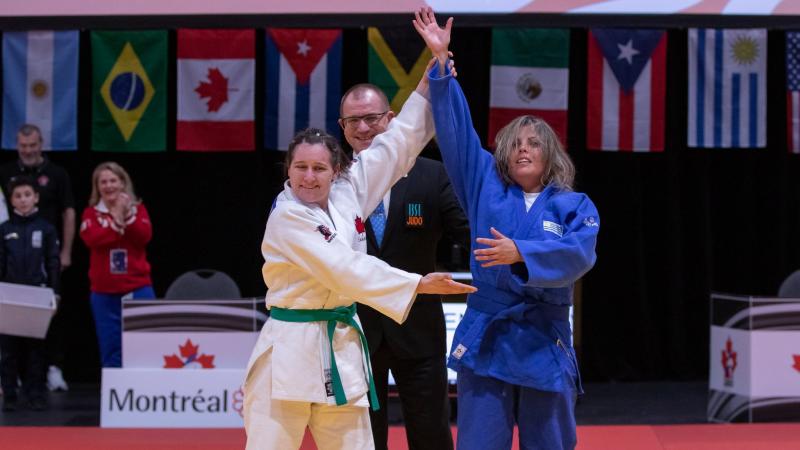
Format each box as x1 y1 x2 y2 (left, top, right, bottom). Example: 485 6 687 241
265 29 342 151
2 31 79 150
688 28 766 148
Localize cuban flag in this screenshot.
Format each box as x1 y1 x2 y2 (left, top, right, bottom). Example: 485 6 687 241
2 31 79 150
265 29 342 151
688 28 767 148
786 31 800 154
587 29 666 152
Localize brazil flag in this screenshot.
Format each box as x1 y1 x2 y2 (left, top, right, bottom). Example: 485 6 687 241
91 31 166 152
368 27 431 113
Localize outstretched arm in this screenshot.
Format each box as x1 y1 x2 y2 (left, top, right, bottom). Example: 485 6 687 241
263 206 474 322
417 272 475 295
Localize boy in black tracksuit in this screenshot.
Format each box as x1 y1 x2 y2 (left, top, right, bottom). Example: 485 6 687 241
0 177 60 411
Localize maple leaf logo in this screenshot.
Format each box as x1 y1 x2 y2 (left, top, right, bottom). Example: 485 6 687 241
163 339 216 369
721 337 737 383
355 216 366 233
793 355 800 373
194 68 229 112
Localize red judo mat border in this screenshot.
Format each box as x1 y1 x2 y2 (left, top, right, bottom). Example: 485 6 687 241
0 424 799 449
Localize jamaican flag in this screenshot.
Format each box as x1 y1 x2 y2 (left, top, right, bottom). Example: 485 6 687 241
91 30 167 152
368 27 431 113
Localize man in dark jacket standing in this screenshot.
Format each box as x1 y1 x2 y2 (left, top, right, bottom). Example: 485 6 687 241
340 84 468 450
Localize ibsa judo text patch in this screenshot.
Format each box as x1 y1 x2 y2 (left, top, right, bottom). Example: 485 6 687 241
405 202 424 227
452 344 467 359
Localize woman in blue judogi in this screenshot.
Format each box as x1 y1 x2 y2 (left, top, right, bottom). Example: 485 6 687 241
414 9 600 450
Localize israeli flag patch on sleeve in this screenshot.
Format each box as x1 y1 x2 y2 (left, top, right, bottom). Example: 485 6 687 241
543 220 563 237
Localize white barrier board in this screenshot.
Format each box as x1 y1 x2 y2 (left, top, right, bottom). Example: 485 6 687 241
100 368 246 428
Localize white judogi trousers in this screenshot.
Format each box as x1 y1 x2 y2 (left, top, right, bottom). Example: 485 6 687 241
244 349 375 450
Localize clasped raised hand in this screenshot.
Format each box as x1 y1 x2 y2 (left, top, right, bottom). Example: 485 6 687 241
412 6 453 72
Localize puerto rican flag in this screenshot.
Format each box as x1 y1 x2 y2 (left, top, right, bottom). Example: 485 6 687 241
177 29 255 151
587 29 666 152
265 29 342 151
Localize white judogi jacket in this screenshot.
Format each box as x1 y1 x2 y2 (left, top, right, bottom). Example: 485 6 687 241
246 92 435 406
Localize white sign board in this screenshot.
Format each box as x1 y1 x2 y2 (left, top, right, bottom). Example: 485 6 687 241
100 368 246 428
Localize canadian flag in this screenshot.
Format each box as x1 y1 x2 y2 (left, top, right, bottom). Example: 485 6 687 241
177 29 254 151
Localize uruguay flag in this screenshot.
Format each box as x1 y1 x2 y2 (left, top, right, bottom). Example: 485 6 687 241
265 29 342 151
2 31 79 150
688 29 767 148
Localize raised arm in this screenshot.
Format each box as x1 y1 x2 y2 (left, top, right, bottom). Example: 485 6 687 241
428 68 495 221
346 73 436 218
417 8 495 219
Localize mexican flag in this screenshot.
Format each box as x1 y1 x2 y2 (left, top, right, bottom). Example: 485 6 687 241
489 28 570 146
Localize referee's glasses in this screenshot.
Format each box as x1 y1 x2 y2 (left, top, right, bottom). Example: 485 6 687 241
339 111 390 129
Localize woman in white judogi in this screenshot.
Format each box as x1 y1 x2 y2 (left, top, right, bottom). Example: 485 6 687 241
244 58 471 450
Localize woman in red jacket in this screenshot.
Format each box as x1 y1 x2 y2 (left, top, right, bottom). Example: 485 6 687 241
80 162 153 368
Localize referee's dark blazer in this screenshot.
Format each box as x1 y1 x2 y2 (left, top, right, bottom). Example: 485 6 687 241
358 156 468 360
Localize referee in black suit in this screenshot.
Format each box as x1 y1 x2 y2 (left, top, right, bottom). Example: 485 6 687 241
339 84 468 450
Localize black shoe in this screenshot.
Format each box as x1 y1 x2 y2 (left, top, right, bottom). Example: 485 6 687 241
30 397 48 411
2 398 18 412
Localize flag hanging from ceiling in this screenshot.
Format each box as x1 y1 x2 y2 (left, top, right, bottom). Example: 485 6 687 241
2 31 79 150
489 28 570 147
91 30 167 152
265 28 342 151
368 27 431 114
786 31 800 154
688 28 767 148
177 29 255 151
587 28 667 152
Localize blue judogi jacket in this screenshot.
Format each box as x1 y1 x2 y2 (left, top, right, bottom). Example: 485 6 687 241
429 68 600 393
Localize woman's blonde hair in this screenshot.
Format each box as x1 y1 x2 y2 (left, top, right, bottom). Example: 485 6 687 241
493 115 575 191
88 161 138 206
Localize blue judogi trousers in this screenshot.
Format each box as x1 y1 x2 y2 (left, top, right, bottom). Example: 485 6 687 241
90 286 155 368
456 367 578 450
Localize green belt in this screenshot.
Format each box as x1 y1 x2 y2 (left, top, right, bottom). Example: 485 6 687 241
269 304 379 411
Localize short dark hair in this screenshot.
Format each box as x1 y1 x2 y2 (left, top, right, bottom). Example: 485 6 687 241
7 176 38 196
339 83 390 116
284 128 352 178
17 124 43 142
